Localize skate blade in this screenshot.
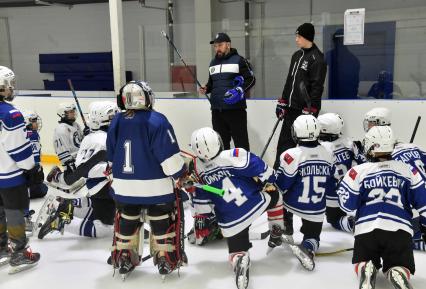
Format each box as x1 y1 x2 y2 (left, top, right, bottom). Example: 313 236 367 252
281 235 294 245
289 245 315 271
8 262 38 274
0 257 10 267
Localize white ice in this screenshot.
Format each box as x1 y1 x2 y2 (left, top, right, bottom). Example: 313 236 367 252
2 173 425 289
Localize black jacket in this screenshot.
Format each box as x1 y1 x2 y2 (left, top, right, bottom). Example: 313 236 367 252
206 48 255 110
281 43 326 112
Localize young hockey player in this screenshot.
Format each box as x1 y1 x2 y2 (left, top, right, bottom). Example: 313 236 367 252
364 107 426 251
337 126 426 289
22 110 47 199
189 127 285 289
107 80 187 280
275 114 337 271
318 112 364 233
39 101 119 239
53 102 83 171
0 66 42 273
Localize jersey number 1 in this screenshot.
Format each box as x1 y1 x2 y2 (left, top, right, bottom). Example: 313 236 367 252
123 140 134 173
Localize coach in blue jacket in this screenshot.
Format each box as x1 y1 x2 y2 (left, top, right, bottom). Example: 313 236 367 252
199 33 255 151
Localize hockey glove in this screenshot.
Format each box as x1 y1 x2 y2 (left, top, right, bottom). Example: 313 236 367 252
302 106 318 115
224 87 244 105
46 166 62 183
64 160 76 172
232 75 245 87
24 164 44 186
275 99 288 119
194 213 222 246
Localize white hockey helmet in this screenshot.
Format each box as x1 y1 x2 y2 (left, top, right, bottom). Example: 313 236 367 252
191 127 223 160
88 101 119 130
363 126 396 156
120 80 155 110
0 66 16 101
363 107 391 132
21 109 42 131
318 112 344 135
291 114 320 142
57 102 77 121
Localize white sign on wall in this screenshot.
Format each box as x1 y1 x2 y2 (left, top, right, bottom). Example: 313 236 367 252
344 8 365 45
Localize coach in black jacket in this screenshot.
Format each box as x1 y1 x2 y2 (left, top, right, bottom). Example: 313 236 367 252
199 33 255 150
274 23 327 168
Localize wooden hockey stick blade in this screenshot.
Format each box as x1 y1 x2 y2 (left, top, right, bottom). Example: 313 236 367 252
316 247 354 257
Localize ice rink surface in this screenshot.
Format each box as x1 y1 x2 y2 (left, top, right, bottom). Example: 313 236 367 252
2 165 425 289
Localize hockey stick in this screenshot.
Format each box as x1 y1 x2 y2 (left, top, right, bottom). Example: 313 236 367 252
67 79 89 129
260 118 281 159
316 247 354 257
160 30 211 102
299 80 312 112
410 116 421 143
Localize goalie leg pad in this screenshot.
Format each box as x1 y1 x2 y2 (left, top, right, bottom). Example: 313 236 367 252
110 206 142 268
147 202 184 273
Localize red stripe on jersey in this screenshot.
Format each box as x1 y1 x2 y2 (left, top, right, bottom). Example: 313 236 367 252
284 153 294 165
349 168 358 180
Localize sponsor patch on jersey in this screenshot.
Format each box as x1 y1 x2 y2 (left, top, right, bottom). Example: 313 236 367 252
232 148 239 157
284 153 294 165
349 168 358 180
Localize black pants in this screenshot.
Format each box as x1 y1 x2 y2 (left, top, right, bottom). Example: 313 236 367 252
212 109 250 151
227 190 281 253
353 229 415 274
91 186 115 225
29 183 48 199
273 109 301 169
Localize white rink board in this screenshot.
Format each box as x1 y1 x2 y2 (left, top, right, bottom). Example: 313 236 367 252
13 95 426 166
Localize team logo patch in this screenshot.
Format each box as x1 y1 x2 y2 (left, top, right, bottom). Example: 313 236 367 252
232 149 239 157
412 167 418 175
301 60 308 71
210 67 215 74
349 168 358 180
284 153 294 165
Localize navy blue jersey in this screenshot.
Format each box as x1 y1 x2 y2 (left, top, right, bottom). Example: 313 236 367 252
192 148 275 237
27 130 41 164
337 161 426 236
0 102 35 188
106 110 185 205
275 144 337 222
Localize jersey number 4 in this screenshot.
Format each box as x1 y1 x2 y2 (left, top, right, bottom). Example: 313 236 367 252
298 176 326 204
222 177 248 206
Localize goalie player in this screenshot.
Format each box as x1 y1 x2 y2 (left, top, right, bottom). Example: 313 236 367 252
337 126 426 289
189 127 285 289
106 81 187 280
40 101 119 239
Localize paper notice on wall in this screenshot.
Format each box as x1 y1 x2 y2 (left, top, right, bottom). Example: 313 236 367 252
344 8 365 45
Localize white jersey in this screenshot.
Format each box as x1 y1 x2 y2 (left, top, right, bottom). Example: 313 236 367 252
392 142 426 179
53 122 83 165
320 137 364 207
337 161 426 237
275 144 338 222
75 130 109 196
0 103 35 188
